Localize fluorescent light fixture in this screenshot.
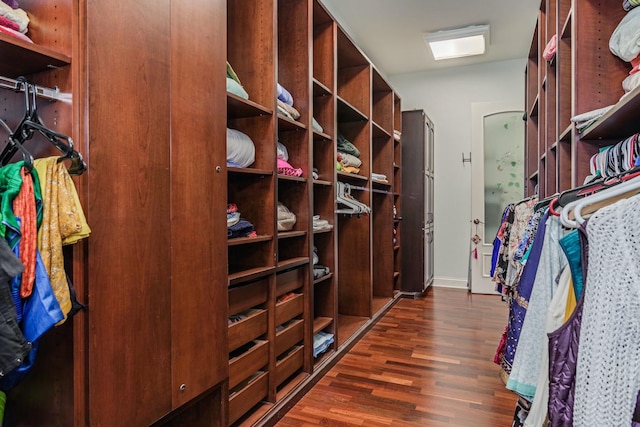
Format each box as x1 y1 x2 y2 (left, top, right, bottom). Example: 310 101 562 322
423 24 490 61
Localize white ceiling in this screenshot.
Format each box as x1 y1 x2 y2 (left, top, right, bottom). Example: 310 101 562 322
320 0 541 77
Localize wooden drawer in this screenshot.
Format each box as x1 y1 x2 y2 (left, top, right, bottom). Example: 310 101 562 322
228 309 268 352
275 293 303 326
228 371 268 425
229 278 268 316
276 267 304 296
275 318 304 357
275 345 304 387
229 340 269 390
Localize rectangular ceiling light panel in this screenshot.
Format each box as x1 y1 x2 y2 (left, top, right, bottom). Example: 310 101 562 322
423 24 490 61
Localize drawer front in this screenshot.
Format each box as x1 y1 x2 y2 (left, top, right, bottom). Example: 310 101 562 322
275 293 304 326
276 267 304 296
275 319 304 357
228 310 268 352
275 345 304 386
229 340 269 389
229 371 268 425
229 278 268 316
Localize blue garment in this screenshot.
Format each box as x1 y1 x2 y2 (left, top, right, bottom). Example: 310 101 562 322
277 83 294 106
491 205 512 277
501 210 549 375
559 229 584 300
490 236 501 277
1 246 63 391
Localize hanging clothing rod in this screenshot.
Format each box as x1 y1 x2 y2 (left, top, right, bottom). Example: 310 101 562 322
0 76 70 102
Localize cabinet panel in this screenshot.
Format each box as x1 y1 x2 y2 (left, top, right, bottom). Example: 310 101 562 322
401 110 427 293
86 0 173 425
169 0 228 407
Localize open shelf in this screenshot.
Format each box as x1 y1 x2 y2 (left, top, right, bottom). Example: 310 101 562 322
313 130 333 142
278 175 307 183
559 124 572 142
313 317 333 334
228 167 274 176
313 272 334 285
228 235 273 246
337 96 368 122
372 121 392 139
229 266 276 287
337 315 368 347
580 86 640 140
313 78 332 96
278 231 307 240
276 257 310 272
278 115 307 131
0 33 71 77
337 171 368 182
313 179 332 186
227 93 273 118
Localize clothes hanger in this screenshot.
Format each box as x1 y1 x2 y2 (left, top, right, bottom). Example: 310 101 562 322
1 80 86 175
0 117 34 172
573 174 640 225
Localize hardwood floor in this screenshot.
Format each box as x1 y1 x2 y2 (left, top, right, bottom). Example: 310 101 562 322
275 288 517 426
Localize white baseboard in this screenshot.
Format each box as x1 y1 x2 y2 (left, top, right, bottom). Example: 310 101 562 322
432 277 469 290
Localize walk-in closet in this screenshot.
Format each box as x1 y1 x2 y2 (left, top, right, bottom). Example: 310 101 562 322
3 0 640 426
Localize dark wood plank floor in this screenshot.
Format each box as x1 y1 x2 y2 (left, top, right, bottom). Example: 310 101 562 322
275 288 517 426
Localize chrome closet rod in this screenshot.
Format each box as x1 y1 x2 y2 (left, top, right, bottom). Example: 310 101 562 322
0 75 69 102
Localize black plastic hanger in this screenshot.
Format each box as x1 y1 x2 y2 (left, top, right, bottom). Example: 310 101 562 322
0 117 34 172
0 79 86 175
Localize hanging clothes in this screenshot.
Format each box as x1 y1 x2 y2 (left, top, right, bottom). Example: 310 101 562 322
524 266 572 426
34 157 91 323
13 166 36 298
546 222 589 427
507 215 567 400
573 194 640 426
499 210 549 378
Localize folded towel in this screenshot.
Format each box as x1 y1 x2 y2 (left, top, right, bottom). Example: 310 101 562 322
226 128 255 168
277 83 294 106
312 117 323 133
610 7 640 61
624 0 640 11
0 2 27 33
0 23 30 42
339 152 362 168
226 77 249 99
337 133 360 157
277 158 303 177
543 34 557 62
0 14 18 30
277 99 300 120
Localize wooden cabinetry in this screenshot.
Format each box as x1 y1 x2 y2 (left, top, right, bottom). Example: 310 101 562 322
526 0 635 198
400 110 435 294
0 0 403 425
3 1 228 426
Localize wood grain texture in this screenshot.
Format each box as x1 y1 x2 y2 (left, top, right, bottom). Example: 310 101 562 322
275 288 517 426
170 0 228 408
86 0 172 425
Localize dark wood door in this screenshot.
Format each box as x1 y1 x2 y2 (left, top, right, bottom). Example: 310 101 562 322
401 110 426 293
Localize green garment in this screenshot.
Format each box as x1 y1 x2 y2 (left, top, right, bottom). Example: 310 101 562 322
0 161 43 248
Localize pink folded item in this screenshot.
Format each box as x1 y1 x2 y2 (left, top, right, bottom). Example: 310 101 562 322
0 14 17 31
542 34 557 62
0 24 31 42
631 54 640 75
277 158 303 177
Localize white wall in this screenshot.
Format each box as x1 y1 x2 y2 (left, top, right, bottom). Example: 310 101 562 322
389 59 525 288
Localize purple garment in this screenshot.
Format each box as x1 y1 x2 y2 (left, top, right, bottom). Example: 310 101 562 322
500 210 549 375
546 222 588 427
1 0 19 9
